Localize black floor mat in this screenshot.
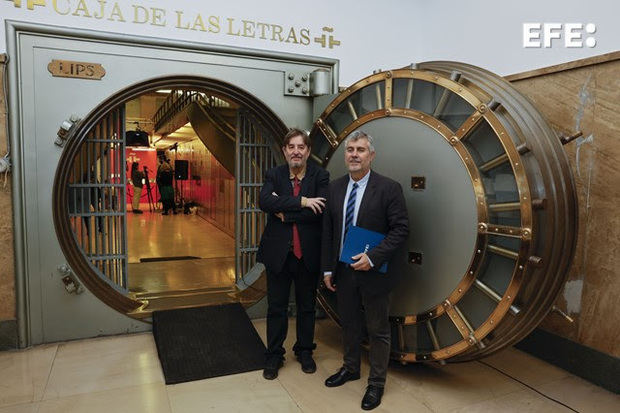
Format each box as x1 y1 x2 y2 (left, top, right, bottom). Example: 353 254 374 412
152 304 266 384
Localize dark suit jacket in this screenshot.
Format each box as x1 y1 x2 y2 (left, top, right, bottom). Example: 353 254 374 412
257 163 330 275
321 171 409 295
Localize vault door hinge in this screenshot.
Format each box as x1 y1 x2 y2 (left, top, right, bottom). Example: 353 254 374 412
57 264 84 295
284 71 310 96
55 115 81 147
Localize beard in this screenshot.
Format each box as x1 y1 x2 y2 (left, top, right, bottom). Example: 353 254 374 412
289 157 303 166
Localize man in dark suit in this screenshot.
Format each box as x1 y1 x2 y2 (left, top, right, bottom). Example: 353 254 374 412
257 128 330 380
322 131 409 410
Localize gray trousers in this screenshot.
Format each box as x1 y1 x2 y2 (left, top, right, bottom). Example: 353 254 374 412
336 264 392 388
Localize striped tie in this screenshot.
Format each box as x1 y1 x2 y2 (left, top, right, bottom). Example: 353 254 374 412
344 182 358 237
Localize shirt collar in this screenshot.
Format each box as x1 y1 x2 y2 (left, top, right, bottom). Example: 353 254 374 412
289 165 307 180
348 170 371 187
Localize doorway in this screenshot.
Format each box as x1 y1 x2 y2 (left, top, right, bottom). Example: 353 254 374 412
54 77 287 317
125 90 236 308
8 21 337 345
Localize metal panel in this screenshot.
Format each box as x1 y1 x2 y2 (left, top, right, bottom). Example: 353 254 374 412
323 117 479 315
7 21 336 346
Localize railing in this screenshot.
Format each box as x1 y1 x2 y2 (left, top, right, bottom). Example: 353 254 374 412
153 90 231 134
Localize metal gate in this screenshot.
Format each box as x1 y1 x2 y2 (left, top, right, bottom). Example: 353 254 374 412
64 105 283 296
235 110 281 281
67 106 129 292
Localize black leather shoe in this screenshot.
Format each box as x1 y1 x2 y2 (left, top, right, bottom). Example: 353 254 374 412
361 385 384 410
324 367 360 387
262 358 283 380
297 352 316 374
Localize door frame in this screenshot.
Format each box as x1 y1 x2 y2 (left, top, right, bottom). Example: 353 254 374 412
53 75 290 316
6 20 339 347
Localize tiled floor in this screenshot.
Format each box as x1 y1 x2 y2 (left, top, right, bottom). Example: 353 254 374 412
0 318 618 413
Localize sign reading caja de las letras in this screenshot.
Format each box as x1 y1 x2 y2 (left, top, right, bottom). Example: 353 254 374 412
47 59 106 80
5 0 342 50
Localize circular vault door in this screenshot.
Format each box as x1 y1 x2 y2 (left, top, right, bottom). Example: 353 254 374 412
311 62 578 362
53 76 287 317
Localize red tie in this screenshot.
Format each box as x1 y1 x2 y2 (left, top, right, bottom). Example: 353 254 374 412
292 177 302 259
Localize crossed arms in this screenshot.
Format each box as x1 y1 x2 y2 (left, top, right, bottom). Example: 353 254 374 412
258 167 329 223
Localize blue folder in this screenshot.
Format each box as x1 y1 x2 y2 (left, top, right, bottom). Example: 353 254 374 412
340 226 388 273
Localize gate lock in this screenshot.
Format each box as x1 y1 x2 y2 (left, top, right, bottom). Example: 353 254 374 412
55 115 81 147
57 264 84 295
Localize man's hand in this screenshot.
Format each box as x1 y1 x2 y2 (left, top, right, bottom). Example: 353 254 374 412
350 253 372 271
323 275 336 292
275 212 285 222
302 197 326 214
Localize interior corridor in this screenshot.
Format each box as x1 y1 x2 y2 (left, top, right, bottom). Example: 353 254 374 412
126 210 235 302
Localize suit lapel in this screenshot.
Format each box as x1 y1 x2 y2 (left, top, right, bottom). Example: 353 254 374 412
300 164 315 196
333 176 348 246
281 165 293 196
356 171 376 226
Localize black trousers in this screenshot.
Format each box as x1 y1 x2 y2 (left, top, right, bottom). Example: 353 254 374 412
265 252 318 361
265 252 318 360
337 264 392 388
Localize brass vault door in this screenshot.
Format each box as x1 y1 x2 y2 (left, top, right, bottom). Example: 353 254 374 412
312 62 578 362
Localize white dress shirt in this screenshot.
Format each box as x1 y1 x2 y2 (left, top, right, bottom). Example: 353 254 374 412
324 170 373 277
340 170 371 252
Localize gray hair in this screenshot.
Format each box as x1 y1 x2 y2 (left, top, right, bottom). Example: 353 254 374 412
344 130 375 152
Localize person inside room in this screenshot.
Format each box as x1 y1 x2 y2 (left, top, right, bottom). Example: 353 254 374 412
130 161 145 214
156 156 176 215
